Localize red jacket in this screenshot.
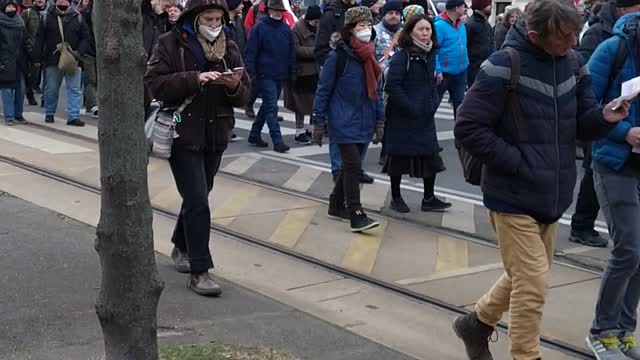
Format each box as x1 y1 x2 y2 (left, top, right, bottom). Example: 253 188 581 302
244 2 295 36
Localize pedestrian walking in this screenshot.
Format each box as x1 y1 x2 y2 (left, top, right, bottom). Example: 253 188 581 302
1 0 32 125
283 5 321 145
452 1 630 359
434 0 468 119
465 0 493 86
144 0 251 297
35 0 88 126
312 6 384 232
76 0 97 118
20 0 39 106
383 14 450 213
493 6 520 50
373 0 402 67
244 0 296 153
571 0 640 249
585 12 640 360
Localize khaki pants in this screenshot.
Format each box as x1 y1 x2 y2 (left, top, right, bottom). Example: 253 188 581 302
475 212 557 360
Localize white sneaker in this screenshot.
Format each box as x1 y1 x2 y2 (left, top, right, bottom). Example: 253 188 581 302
91 106 98 118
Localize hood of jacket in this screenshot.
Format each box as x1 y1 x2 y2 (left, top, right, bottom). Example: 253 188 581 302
502 17 554 62
179 0 230 25
588 1 617 32
324 0 350 14
0 10 24 28
613 12 640 39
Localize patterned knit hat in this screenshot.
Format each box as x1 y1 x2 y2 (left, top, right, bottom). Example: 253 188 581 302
402 4 424 21
344 6 373 25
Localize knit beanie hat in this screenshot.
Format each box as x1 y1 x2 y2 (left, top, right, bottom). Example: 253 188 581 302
446 0 465 9
360 0 377 8
616 0 640 8
382 0 402 16
344 6 373 25
403 4 424 21
471 0 490 10
305 4 322 20
227 0 242 11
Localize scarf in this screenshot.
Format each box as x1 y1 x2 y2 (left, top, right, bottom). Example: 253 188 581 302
348 37 382 100
411 36 433 53
196 29 227 62
382 20 401 33
0 11 23 28
54 6 73 16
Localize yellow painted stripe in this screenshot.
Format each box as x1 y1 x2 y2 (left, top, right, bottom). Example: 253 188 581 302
435 235 469 273
211 187 261 227
268 208 317 248
151 186 181 210
341 220 387 274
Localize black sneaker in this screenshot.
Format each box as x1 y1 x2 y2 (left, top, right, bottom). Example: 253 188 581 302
390 197 410 213
248 136 268 148
305 129 312 138
358 171 375 184
14 117 26 124
421 196 452 212
294 132 312 145
328 195 349 222
569 229 608 248
67 118 86 127
5 120 14 126
277 116 284 122
453 312 496 360
230 132 238 142
27 95 38 106
245 105 255 118
350 209 379 232
273 142 290 153
45 115 54 123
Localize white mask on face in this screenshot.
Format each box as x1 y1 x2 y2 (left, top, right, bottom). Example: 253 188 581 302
198 24 223 42
355 29 371 43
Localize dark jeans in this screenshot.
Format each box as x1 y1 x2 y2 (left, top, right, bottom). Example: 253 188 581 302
169 146 224 274
571 146 601 233
250 78 284 144
438 72 466 119
590 162 640 334
331 144 365 212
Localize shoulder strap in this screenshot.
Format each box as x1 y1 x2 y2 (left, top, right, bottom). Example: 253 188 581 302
608 37 627 92
176 47 195 114
504 47 527 142
335 47 346 81
405 49 410 73
56 16 65 42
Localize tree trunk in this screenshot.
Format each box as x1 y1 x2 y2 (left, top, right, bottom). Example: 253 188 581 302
93 0 164 358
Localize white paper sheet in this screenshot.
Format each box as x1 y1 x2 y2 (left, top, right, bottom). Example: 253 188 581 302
612 76 640 109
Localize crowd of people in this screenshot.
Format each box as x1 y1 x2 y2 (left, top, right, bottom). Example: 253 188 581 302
4 0 640 359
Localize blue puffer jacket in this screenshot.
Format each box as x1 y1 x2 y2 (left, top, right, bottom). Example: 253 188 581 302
244 17 296 81
384 47 440 156
312 36 385 144
434 12 468 75
454 19 614 223
588 13 640 171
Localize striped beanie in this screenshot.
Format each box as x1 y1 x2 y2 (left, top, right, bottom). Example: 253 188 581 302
403 4 424 21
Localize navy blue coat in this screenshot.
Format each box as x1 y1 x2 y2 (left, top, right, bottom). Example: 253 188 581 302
312 40 385 144
384 47 440 156
454 19 615 223
244 17 296 81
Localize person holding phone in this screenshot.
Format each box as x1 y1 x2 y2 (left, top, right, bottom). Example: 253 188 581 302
145 0 250 297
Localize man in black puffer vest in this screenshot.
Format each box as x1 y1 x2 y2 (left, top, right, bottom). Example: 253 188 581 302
452 1 630 359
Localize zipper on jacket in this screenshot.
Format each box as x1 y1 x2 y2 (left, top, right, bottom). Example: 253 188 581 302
552 58 560 217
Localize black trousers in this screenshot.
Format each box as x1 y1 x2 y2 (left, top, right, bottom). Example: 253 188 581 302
169 146 223 274
331 144 365 212
571 144 600 232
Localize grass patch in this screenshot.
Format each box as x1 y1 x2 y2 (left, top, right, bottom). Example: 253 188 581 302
160 344 299 360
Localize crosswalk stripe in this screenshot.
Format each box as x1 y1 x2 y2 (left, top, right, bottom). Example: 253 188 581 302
342 219 388 274
222 156 259 175
268 208 318 248
211 186 261 226
360 181 390 211
283 165 323 193
0 125 93 154
435 235 469 273
234 119 298 136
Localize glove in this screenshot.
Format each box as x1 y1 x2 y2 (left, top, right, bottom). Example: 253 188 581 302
373 123 384 144
312 125 325 146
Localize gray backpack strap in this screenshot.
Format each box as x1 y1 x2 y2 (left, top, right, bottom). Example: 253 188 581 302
504 47 527 142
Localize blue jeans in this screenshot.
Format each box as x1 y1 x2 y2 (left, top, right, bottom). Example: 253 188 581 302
590 161 640 334
250 78 283 144
330 142 368 176
437 71 466 119
1 75 25 120
44 66 82 120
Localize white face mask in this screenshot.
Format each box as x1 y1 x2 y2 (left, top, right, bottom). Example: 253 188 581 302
198 24 222 42
355 29 371 43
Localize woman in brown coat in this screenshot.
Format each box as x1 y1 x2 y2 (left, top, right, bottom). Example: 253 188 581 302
144 0 250 297
283 5 321 145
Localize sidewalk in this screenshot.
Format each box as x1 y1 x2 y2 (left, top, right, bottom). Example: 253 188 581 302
0 192 415 360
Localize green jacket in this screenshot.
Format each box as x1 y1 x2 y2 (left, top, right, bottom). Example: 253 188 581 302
20 7 39 37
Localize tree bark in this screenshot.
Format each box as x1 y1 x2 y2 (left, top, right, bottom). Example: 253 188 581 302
94 0 164 358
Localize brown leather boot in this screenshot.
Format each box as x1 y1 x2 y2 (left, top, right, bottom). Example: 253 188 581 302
453 312 495 360
188 273 222 297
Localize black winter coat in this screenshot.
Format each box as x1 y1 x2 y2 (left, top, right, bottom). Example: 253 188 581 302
35 8 89 66
314 0 351 66
141 0 169 59
384 47 440 156
0 13 32 88
466 11 493 68
79 6 96 57
580 2 617 62
454 20 615 223
493 21 509 50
